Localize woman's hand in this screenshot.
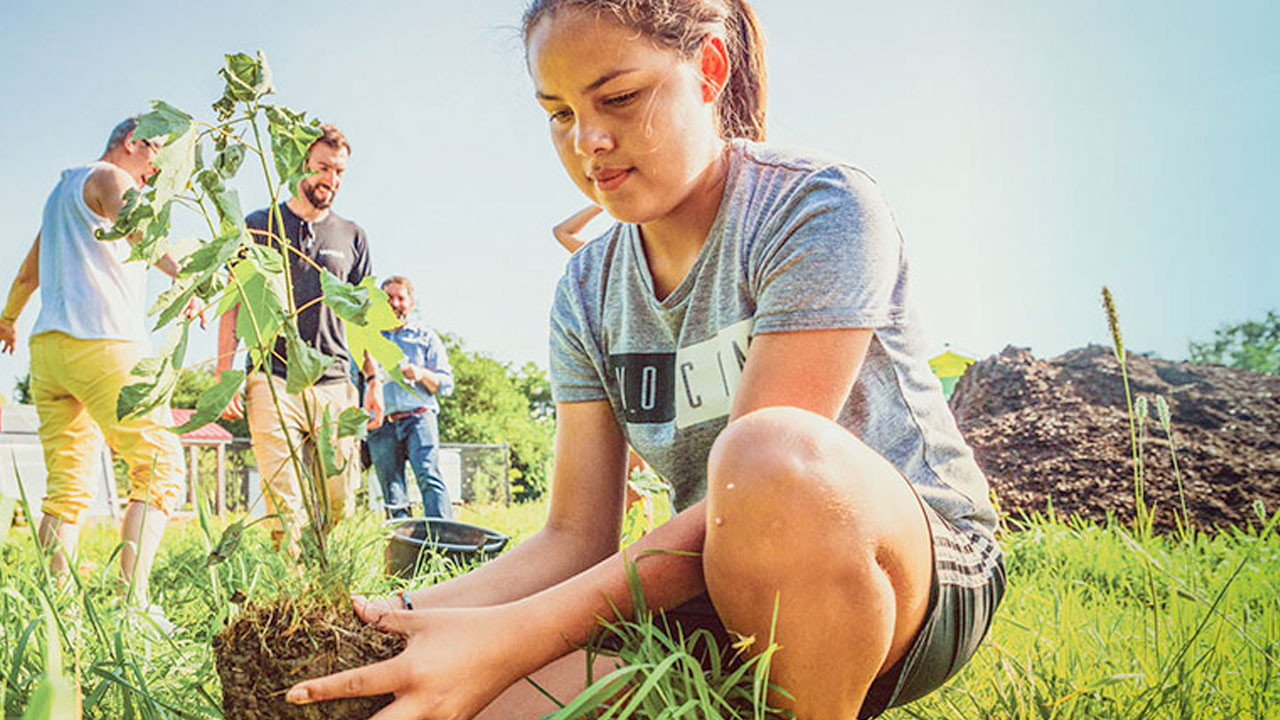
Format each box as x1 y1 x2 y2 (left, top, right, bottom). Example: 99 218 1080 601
286 597 539 720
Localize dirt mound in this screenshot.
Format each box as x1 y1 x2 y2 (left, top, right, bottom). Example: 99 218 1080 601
215 599 406 719
951 345 1280 532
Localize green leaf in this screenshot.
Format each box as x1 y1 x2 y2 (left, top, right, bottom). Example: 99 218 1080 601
132 100 193 143
285 329 333 394
213 143 246 178
265 104 323 195
320 269 370 325
173 370 244 435
117 357 178 421
315 406 344 478
150 274 198 330
215 274 243 318
212 91 236 122
117 325 186 420
220 52 274 102
20 674 77 720
128 199 172 265
150 125 200 207
197 167 225 195
129 355 166 379
212 187 246 238
194 272 227 302
231 260 289 351
180 230 241 279
205 520 245 566
170 318 191 368
247 242 284 276
196 171 248 240
337 407 370 441
345 277 406 389
96 187 152 242
21 599 76 720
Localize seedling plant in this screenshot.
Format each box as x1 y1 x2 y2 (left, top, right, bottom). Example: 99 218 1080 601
104 51 411 719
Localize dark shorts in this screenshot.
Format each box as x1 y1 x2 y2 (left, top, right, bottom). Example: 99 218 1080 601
652 502 1005 718
858 503 1005 717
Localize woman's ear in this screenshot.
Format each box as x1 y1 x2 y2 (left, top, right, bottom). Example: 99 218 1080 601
699 34 731 103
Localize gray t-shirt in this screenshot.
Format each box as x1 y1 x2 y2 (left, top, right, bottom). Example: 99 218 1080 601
550 140 996 533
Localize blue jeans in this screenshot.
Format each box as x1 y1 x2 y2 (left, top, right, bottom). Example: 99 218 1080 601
368 410 452 519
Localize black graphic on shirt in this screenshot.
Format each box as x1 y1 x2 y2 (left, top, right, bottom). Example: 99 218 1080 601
607 353 676 424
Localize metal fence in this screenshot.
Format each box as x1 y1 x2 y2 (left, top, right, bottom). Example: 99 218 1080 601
197 439 512 516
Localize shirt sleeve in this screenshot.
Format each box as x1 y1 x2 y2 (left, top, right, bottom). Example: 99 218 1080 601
425 330 454 397
749 165 907 334
549 269 608 403
245 209 271 246
349 224 371 284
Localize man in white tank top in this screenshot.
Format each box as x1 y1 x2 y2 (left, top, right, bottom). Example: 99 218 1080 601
0 116 201 623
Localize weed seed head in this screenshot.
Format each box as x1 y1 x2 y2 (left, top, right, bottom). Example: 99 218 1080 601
1156 395 1171 431
1102 286 1124 362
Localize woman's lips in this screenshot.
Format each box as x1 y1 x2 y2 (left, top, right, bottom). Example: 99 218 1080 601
592 168 631 191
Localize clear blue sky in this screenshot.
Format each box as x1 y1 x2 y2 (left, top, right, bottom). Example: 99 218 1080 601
1 1 1276 396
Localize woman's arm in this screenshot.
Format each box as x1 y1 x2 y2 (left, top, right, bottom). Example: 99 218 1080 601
492 328 874 635
288 328 875 719
731 328 871 420
395 398 630 610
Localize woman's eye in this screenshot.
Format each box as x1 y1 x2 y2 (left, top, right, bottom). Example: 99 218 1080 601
603 91 639 107
549 108 574 124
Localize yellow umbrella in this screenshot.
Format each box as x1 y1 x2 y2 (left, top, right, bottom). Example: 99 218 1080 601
929 348 975 399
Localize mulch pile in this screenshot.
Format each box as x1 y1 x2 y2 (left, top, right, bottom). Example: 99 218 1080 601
950 345 1280 532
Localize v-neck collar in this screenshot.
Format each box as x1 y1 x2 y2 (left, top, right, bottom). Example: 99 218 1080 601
627 143 742 312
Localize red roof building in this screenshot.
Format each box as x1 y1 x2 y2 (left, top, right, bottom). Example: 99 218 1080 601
169 408 235 444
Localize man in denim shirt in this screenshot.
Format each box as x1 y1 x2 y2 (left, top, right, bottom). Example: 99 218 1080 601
367 276 455 518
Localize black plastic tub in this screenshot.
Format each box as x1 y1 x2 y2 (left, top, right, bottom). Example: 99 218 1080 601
384 518 509 578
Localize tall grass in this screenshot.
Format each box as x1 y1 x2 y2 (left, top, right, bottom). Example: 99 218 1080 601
888 510 1280 719
2 494 1279 718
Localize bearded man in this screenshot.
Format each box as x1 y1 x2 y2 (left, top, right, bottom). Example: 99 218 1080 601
216 124 380 547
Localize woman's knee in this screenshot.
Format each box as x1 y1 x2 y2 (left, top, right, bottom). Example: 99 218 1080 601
706 406 879 522
703 406 929 590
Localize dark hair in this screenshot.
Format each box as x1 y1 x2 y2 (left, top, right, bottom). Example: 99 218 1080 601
309 123 351 156
105 116 140 154
522 0 767 141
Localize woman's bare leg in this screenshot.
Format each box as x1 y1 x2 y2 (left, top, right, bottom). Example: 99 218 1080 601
704 406 934 720
475 650 621 720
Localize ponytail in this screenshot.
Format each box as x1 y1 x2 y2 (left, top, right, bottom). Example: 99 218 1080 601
717 0 767 141
524 0 769 141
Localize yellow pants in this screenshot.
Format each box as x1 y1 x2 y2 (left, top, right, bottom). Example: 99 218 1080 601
30 331 185 524
244 373 360 536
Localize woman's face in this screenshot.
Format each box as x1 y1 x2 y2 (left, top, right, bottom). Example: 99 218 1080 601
527 10 724 226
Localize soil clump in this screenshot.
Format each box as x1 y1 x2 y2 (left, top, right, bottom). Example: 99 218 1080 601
951 345 1280 532
214 598 406 719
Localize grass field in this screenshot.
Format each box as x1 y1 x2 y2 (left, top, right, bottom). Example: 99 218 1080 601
1 494 1277 719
